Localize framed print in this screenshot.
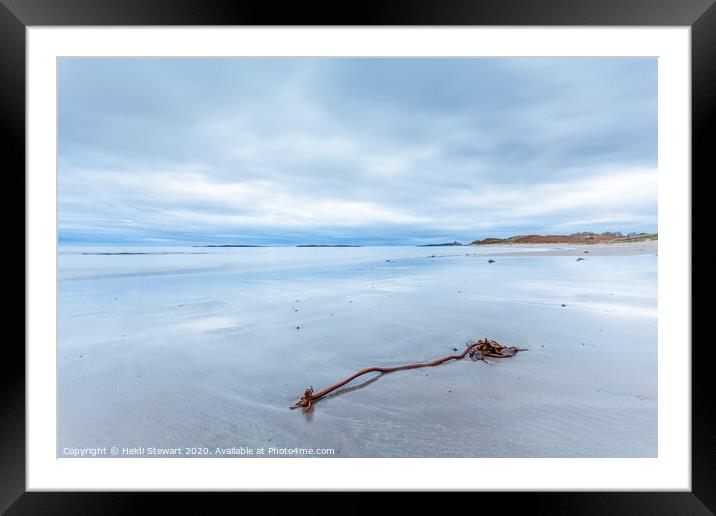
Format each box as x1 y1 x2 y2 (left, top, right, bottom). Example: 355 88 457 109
5 0 713 512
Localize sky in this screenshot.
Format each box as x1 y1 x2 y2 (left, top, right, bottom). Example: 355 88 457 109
58 58 657 246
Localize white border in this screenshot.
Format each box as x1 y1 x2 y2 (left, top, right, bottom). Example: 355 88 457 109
27 27 691 491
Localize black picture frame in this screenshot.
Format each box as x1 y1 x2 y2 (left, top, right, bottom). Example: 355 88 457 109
4 0 711 513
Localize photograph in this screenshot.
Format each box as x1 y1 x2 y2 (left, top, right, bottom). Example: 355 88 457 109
56 56 659 459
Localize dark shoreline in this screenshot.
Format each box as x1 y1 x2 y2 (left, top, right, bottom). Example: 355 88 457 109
194 245 267 248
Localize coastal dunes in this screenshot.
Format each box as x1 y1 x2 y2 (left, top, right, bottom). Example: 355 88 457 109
469 232 657 246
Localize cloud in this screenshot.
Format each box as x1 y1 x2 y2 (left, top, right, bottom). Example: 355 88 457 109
58 58 657 245
443 166 656 227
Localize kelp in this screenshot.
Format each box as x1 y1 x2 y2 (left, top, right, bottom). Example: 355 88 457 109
291 338 525 410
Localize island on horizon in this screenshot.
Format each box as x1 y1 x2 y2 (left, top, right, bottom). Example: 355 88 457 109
417 241 463 247
296 244 363 247
194 244 268 248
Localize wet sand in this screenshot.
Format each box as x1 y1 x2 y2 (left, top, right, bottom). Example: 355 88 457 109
58 245 657 458
476 240 658 257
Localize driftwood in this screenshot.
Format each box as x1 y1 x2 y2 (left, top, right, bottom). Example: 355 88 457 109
290 338 525 410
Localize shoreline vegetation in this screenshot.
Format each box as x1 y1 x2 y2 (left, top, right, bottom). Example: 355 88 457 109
468 232 658 246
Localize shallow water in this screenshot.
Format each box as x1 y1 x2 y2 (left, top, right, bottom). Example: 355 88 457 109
58 245 657 457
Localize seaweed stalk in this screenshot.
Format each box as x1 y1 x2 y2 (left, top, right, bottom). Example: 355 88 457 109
290 338 525 410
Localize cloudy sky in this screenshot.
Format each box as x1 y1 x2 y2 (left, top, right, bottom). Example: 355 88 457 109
58 58 657 246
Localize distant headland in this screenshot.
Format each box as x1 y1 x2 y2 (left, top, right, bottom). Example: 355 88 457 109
468 232 658 246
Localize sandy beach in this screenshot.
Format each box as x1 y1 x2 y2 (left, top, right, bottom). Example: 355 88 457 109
58 242 657 458
479 240 658 257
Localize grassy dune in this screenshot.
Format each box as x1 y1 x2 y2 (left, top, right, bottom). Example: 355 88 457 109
469 232 658 246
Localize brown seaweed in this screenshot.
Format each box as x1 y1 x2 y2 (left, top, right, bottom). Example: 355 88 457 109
291 338 525 411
